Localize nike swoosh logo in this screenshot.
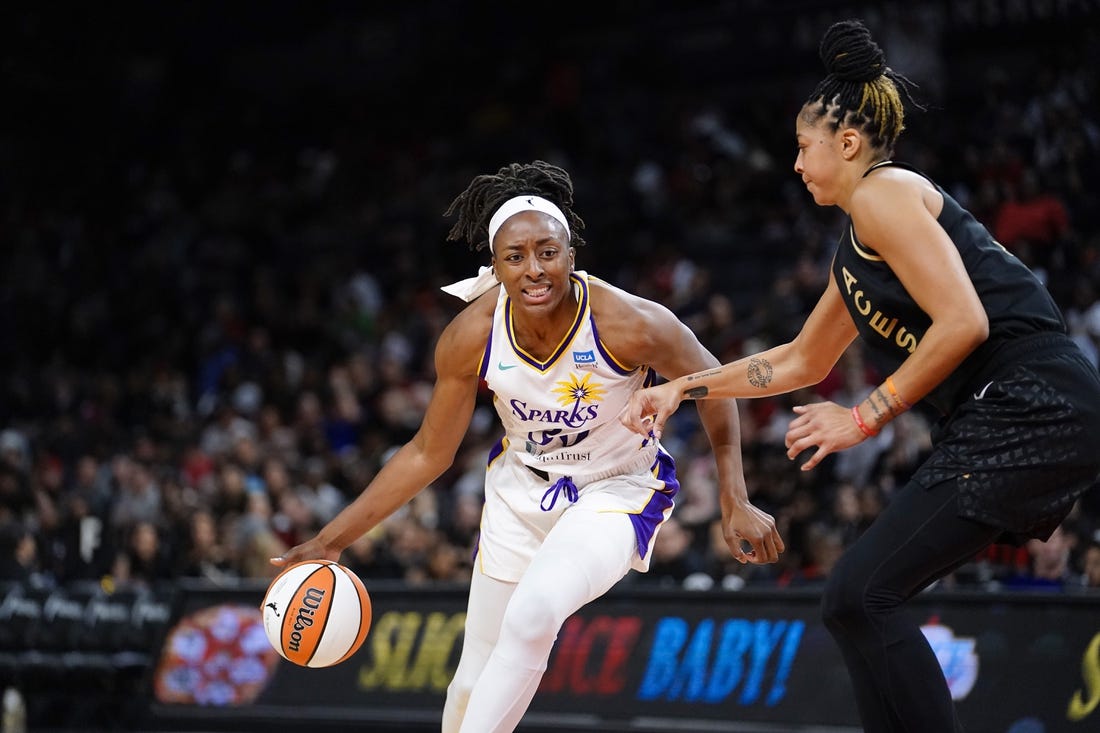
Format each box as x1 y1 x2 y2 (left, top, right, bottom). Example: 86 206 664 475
498 362 517 371
973 381 993 400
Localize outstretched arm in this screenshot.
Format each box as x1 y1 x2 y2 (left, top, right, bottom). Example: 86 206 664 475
621 271 858 440
273 309 486 566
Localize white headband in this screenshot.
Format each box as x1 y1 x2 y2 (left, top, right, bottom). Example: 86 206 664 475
487 195 571 252
441 195 572 302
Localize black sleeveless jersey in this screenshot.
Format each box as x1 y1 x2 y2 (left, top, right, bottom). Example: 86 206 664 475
831 161 1066 414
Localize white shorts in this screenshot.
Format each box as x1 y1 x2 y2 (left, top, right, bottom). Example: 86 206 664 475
475 445 680 582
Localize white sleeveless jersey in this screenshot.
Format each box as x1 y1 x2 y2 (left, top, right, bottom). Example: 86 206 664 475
480 272 657 478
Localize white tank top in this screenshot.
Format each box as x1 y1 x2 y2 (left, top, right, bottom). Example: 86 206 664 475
480 272 657 477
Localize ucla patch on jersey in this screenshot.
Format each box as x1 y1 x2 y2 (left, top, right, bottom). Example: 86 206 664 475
572 350 598 370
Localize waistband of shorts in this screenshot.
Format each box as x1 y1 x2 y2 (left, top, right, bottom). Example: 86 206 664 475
962 331 1076 392
524 445 662 487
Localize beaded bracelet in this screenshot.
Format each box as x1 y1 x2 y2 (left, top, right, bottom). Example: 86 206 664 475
851 405 878 438
885 376 912 411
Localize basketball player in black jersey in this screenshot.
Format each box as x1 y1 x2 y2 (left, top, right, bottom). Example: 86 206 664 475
623 18 1100 733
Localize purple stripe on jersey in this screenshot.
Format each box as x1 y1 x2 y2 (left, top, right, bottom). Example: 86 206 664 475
590 314 634 376
629 449 680 560
486 437 506 469
505 273 589 371
478 319 494 382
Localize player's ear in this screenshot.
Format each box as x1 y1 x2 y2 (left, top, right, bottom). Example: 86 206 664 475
840 128 862 160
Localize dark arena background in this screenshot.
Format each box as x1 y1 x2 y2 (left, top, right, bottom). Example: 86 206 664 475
3 2 1100 732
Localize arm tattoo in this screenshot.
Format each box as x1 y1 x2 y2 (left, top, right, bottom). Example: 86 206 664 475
683 370 720 399
871 387 899 418
866 387 893 416
746 357 773 389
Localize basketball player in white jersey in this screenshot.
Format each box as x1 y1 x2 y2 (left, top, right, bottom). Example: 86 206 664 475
273 161 784 732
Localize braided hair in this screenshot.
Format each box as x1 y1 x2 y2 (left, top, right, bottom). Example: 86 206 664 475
803 19 923 157
444 160 587 252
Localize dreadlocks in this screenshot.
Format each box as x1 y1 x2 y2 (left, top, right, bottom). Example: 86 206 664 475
444 160 587 252
803 19 923 157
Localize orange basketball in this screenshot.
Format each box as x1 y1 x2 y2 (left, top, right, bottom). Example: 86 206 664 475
260 560 372 668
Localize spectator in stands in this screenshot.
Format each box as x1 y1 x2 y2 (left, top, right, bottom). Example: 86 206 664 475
774 486 821 579
0 430 30 476
273 160 783 733
176 508 237 583
829 482 866 547
381 515 437 584
1003 524 1083 591
424 532 473 584
0 520 39 584
111 520 174 589
108 456 162 532
68 455 113 518
1081 538 1100 590
239 524 288 581
297 456 347 524
342 527 407 581
1071 301 1100 370
777 522 845 589
623 19 1100 733
0 437 34 524
993 166 1071 280
50 492 114 583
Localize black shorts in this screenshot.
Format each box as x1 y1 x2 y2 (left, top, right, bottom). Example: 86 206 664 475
911 333 1100 543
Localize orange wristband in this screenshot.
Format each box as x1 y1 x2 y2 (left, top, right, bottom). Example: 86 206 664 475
851 405 878 438
885 376 911 410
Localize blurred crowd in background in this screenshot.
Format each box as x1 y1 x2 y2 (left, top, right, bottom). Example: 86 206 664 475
3 2 1100 597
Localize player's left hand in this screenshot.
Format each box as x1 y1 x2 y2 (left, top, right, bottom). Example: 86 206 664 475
784 401 869 471
721 501 785 564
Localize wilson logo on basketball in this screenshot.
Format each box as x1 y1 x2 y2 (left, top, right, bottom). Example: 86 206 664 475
285 586 328 655
262 559 372 668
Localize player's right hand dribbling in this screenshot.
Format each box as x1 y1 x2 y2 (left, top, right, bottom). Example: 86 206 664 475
271 536 341 567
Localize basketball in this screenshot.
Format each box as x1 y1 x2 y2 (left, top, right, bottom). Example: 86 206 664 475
260 559 372 668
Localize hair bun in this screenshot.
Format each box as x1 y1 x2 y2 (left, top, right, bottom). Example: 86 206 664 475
819 19 886 83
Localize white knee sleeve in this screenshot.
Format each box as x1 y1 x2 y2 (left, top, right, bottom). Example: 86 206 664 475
442 571 515 733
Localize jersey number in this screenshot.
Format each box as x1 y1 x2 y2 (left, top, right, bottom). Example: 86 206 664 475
527 428 590 448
